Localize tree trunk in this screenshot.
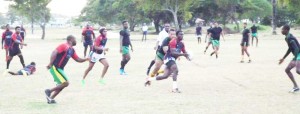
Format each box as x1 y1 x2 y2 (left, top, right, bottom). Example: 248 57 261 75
172 11 180 30
231 16 240 32
154 19 160 34
272 0 277 35
31 19 34 34
40 24 45 40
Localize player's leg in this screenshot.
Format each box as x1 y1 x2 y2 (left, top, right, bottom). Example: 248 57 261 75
285 61 299 92
5 48 8 61
149 57 163 77
170 63 180 93
83 43 88 57
17 52 25 68
251 36 254 46
82 62 95 83
241 45 244 63
147 59 155 75
244 46 251 62
255 36 258 47
8 71 18 75
99 58 109 84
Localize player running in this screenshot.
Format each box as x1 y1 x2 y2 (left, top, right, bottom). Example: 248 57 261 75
196 24 202 44
146 23 170 75
119 21 133 75
45 35 89 104
145 30 191 93
82 24 95 57
279 25 300 93
250 23 258 47
20 25 26 41
147 29 176 78
2 24 13 61
82 28 109 85
6 26 27 70
8 62 36 76
210 22 225 58
204 23 213 54
240 23 251 63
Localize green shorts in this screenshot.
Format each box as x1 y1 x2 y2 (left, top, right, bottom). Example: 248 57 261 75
252 33 258 37
295 53 300 60
156 52 164 61
212 40 220 47
122 46 129 55
50 66 68 84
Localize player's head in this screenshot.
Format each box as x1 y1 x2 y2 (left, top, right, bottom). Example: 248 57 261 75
282 25 290 35
86 24 90 29
213 22 219 27
99 27 107 36
66 35 77 46
143 23 146 26
243 22 247 28
169 28 176 38
122 20 128 29
253 22 256 26
30 62 36 66
5 24 10 30
176 30 184 41
15 26 21 33
164 23 171 32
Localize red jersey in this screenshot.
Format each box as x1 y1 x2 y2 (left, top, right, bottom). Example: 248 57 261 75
52 43 79 69
10 33 23 50
82 28 94 41
93 35 107 54
165 39 186 59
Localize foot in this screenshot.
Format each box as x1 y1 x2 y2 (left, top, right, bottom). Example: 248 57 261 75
248 60 251 63
119 69 124 75
289 87 299 93
48 99 57 104
81 80 86 86
204 50 206 54
144 80 151 86
240 60 244 63
172 88 181 93
98 79 106 85
121 70 128 75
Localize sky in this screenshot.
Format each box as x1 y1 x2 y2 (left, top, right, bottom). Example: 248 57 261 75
0 0 87 17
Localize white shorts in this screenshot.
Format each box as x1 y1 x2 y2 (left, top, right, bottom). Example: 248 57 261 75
89 51 105 63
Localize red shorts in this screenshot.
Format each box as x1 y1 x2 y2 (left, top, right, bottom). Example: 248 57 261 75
4 45 9 49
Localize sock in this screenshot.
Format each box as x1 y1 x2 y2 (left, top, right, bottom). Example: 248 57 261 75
157 70 164 74
7 59 11 69
150 73 155 77
120 61 125 69
148 60 155 69
19 55 25 68
173 81 178 89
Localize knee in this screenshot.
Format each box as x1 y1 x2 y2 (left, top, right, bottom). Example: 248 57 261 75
63 82 69 87
285 68 290 73
104 64 109 68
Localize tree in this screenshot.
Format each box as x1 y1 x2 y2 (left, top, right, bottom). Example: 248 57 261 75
142 0 193 30
10 0 51 39
6 7 18 25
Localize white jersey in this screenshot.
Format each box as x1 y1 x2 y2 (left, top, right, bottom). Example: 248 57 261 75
157 29 169 46
142 26 148 31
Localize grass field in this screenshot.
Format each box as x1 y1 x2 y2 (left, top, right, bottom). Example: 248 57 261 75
1 27 300 114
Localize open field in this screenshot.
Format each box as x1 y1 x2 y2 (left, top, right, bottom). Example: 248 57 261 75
1 27 300 114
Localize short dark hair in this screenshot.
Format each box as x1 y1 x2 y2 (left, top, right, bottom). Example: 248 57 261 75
283 25 290 31
176 30 183 36
15 26 20 30
30 62 36 65
122 20 128 24
67 35 75 41
99 28 106 35
6 24 9 27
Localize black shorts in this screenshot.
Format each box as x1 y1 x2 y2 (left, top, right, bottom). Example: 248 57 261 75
166 60 176 69
240 42 249 47
9 48 21 57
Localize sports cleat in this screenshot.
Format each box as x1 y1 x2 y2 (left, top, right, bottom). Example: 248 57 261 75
248 60 252 63
144 81 151 86
119 69 124 75
48 99 57 104
172 88 181 93
240 60 244 63
289 87 299 93
99 79 106 85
